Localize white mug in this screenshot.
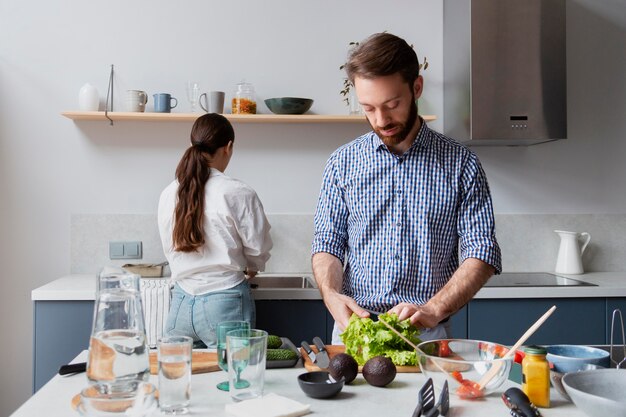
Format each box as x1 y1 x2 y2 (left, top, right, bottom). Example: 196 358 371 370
125 90 148 112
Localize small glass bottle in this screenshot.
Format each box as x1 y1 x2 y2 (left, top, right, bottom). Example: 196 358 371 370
232 81 256 114
522 345 550 408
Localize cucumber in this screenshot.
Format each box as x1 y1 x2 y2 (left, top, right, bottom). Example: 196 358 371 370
267 348 298 361
267 335 283 349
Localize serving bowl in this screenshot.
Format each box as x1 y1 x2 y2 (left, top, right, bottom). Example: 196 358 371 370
562 369 626 417
416 339 513 399
264 97 313 115
297 371 344 399
550 363 603 401
546 344 610 373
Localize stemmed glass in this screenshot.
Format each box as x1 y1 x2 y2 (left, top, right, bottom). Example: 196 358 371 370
216 320 249 391
186 81 200 113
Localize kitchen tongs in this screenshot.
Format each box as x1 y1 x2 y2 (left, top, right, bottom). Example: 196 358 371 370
412 378 449 417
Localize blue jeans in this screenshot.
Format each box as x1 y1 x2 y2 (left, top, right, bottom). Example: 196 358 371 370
165 280 255 349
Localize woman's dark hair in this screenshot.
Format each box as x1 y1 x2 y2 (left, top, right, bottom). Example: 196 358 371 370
344 32 420 87
172 113 234 252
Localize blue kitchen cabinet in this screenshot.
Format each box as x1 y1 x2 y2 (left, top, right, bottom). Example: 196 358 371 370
448 306 468 339
33 301 93 392
254 300 331 345
468 298 606 345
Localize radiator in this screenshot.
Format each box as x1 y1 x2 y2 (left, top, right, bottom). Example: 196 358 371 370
140 278 171 348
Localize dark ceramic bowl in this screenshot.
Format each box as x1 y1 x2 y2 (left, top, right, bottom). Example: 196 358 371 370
264 97 313 115
297 371 344 399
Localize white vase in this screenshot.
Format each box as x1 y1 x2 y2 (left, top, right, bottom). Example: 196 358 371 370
79 83 99 111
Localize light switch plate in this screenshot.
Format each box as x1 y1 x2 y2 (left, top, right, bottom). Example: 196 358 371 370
109 241 142 259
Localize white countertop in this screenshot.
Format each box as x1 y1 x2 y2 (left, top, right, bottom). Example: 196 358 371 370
32 272 626 301
10 351 585 417
30 274 322 301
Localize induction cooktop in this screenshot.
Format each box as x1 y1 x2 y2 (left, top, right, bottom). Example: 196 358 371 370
483 272 596 287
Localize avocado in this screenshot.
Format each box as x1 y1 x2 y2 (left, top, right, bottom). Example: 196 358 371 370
267 335 283 349
328 353 359 384
266 348 298 361
362 355 397 387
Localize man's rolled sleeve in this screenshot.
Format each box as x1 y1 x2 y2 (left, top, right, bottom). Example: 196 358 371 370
457 155 502 274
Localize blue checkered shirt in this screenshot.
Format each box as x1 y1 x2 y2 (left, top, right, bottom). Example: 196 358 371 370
312 121 501 313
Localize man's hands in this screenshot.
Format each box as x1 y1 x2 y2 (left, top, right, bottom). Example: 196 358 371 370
389 258 495 329
312 252 369 330
387 302 442 329
322 289 369 330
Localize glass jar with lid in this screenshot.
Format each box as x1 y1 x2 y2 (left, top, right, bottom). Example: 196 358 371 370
232 81 257 114
521 345 550 408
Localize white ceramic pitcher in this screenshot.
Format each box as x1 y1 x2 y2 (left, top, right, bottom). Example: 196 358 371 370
554 230 591 274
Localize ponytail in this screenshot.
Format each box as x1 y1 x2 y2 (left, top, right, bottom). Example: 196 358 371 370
172 113 235 252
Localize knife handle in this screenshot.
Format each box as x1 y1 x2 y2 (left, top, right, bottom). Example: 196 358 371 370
58 362 87 375
312 336 326 352
301 341 313 355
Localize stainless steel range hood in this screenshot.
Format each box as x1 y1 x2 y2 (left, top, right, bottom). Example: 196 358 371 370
443 0 567 146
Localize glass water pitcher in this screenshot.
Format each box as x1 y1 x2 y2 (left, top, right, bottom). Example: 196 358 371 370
87 267 150 391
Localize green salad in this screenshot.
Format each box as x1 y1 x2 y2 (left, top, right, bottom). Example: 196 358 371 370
340 312 421 366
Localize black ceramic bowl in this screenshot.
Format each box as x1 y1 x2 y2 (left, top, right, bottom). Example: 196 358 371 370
264 97 313 115
297 371 344 399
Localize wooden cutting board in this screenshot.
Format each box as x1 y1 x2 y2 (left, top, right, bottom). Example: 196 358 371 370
148 351 220 375
301 345 422 373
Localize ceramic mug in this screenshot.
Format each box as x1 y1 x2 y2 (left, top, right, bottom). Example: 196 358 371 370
125 90 148 112
199 91 225 114
153 93 178 113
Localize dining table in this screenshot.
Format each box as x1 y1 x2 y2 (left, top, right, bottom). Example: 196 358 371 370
10 351 587 417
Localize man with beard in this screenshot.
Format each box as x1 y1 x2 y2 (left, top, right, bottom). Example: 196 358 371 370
312 33 502 343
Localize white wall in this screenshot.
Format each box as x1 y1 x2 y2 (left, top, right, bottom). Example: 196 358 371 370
0 0 625 414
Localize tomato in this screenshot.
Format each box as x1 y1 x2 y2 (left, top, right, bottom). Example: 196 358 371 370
494 345 509 358
451 370 485 399
439 340 451 357
451 371 464 383
514 350 525 364
455 379 484 399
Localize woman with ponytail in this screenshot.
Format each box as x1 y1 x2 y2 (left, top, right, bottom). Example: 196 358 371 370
158 113 272 348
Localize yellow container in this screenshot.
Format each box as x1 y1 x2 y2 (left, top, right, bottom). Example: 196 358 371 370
522 345 550 408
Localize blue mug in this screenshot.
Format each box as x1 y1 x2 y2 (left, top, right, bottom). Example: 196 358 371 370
153 93 178 113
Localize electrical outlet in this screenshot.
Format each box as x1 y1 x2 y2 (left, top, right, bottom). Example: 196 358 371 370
109 241 142 259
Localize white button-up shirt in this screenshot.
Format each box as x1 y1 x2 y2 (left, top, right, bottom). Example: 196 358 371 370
158 168 272 295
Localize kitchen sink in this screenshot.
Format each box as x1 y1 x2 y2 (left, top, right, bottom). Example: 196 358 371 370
248 275 317 289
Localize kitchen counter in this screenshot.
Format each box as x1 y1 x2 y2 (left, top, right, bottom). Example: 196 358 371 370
11 351 585 417
31 272 626 301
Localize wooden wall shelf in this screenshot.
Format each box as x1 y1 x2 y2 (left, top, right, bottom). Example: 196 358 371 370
61 111 436 124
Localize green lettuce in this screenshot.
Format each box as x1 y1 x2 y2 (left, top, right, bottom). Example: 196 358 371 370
340 312 421 366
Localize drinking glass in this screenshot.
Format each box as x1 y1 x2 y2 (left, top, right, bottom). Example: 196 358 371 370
216 320 250 391
226 329 268 401
186 81 200 112
158 335 192 415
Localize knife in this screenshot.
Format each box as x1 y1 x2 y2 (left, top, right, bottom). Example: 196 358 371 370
58 362 87 376
312 336 330 370
301 341 317 364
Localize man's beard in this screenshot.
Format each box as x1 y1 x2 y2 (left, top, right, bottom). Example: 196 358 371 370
370 96 418 146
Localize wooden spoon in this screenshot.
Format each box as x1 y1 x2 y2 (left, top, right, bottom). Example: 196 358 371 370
477 305 557 389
